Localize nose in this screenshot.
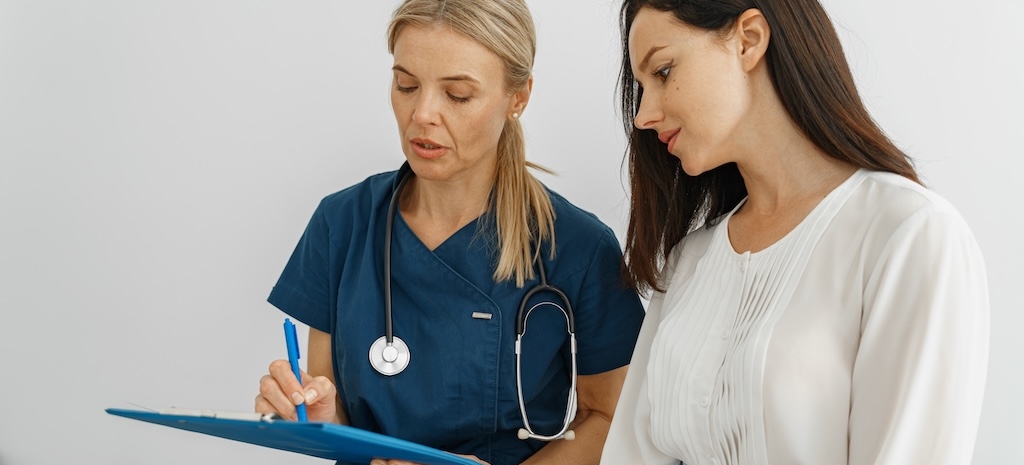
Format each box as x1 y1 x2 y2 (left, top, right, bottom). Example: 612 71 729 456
633 90 662 130
411 89 442 126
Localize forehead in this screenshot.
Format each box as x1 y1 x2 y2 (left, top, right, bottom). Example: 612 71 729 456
392 24 505 80
628 8 691 66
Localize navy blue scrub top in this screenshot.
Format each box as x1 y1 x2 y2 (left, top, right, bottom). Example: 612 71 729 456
268 164 644 465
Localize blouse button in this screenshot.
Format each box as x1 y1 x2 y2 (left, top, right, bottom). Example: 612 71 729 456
720 330 730 340
700 396 709 407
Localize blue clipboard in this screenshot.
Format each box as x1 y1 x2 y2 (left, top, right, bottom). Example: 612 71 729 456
106 408 479 465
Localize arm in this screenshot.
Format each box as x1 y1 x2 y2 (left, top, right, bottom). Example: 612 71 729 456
850 205 989 465
306 327 349 425
520 366 629 465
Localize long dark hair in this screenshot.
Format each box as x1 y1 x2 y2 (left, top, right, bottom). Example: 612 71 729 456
619 0 919 294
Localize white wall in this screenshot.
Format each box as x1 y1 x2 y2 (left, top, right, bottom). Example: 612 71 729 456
1 1 1020 464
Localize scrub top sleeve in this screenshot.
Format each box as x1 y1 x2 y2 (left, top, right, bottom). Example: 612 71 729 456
267 201 334 333
850 204 989 465
572 229 645 375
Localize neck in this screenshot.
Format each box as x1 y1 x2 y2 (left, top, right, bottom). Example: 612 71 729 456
736 137 855 216
400 170 495 230
731 79 856 215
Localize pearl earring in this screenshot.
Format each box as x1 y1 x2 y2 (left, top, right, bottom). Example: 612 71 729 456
512 112 519 119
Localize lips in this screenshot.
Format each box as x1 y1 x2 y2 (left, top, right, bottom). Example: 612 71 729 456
658 129 680 152
410 138 449 159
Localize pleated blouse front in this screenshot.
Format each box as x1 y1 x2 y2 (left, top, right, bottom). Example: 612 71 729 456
603 170 989 465
648 171 854 465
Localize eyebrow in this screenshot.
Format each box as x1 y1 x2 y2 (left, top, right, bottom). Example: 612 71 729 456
637 45 667 73
392 65 481 84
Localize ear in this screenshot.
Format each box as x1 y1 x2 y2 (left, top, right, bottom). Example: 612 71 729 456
735 9 770 73
508 75 533 119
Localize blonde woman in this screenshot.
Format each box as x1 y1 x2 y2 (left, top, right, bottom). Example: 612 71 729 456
253 1 644 464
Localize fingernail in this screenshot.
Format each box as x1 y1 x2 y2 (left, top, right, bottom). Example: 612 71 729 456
304 389 318 403
290 392 304 405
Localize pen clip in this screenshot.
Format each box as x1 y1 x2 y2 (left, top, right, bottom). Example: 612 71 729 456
285 318 301 360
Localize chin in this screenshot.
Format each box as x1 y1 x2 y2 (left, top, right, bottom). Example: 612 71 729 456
677 156 707 177
675 148 724 178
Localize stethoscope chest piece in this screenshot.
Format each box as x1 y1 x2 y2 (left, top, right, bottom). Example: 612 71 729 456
369 335 410 376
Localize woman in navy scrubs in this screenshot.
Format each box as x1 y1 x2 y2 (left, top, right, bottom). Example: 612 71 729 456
253 1 645 464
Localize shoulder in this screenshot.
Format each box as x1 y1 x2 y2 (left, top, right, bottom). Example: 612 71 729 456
318 170 397 214
313 170 398 227
827 170 984 290
299 170 399 249
546 189 614 235
655 218 721 292
848 170 975 244
542 188 623 274
546 188 618 247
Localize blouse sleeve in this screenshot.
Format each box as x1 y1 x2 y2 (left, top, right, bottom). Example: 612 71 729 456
601 247 684 465
850 203 989 465
267 200 335 333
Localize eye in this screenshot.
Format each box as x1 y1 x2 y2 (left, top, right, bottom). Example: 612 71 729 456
447 93 470 104
395 84 417 94
653 64 671 82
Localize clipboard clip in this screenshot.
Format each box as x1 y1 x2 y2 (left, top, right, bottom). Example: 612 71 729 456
159 407 282 423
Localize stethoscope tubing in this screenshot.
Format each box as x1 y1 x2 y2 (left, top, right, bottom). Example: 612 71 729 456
375 168 578 441
383 171 411 345
515 301 578 441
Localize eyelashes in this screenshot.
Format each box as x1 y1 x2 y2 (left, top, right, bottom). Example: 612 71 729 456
394 85 471 104
634 61 674 90
653 64 672 82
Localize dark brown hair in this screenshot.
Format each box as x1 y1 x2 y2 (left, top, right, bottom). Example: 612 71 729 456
619 0 919 293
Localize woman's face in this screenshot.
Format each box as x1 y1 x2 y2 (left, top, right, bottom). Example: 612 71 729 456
628 7 752 176
390 24 523 184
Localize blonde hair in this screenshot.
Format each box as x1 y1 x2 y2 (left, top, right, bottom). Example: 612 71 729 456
387 0 555 287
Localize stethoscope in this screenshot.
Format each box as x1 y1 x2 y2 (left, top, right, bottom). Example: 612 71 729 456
368 169 578 441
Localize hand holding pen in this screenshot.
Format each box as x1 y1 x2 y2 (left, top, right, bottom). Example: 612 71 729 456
254 319 342 423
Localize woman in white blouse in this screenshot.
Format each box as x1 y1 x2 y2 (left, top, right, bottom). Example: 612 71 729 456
601 0 989 464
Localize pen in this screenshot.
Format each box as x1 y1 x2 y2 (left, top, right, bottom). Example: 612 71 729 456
283 318 308 422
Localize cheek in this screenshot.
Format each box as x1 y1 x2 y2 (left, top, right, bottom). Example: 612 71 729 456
674 74 745 131
391 92 414 120
451 103 507 150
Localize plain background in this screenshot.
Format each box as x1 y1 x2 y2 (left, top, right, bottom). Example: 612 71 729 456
1 0 1020 464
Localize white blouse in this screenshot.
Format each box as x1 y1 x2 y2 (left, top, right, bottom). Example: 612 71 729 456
602 170 989 465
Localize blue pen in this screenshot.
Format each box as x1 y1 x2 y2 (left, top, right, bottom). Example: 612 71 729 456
283 318 308 422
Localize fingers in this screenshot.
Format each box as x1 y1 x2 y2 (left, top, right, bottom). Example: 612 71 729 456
300 375 338 407
267 359 309 407
257 359 339 422
254 391 281 417
257 360 307 420
257 371 298 419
